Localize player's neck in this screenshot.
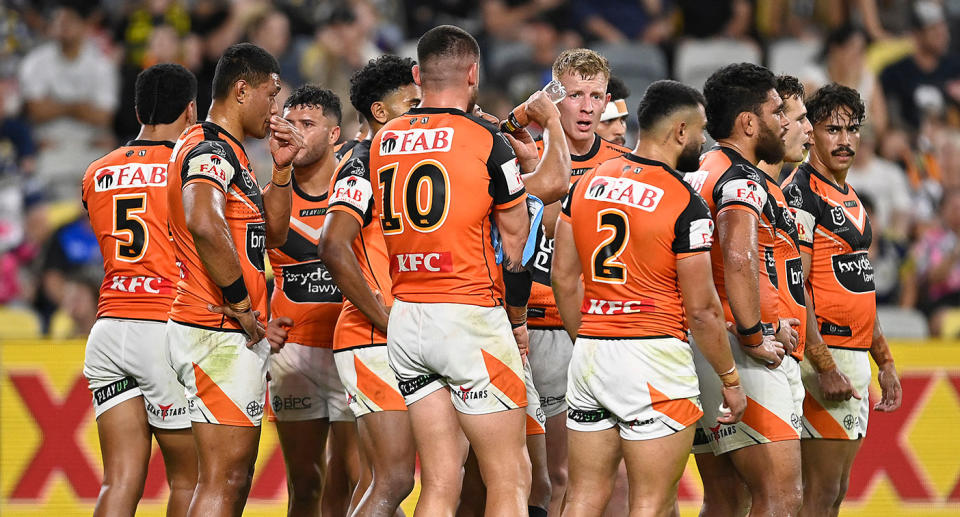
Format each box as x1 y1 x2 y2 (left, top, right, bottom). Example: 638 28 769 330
418 91 471 113
206 102 245 142
566 132 596 156
716 138 758 165
368 119 386 136
135 124 183 144
809 153 848 187
757 160 783 180
293 151 335 197
632 141 676 170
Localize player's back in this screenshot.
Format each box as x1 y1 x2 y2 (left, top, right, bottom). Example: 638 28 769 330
370 107 526 306
167 122 268 330
82 140 178 321
565 154 714 340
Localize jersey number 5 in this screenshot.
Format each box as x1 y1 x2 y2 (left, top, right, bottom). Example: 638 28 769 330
591 209 629 284
379 160 450 234
113 193 148 262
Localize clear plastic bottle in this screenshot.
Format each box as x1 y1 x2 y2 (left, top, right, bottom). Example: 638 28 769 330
500 79 566 133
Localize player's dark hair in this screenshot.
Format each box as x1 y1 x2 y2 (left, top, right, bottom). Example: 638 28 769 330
805 83 865 126
776 75 804 101
606 75 631 100
135 63 197 125
211 42 280 100
820 24 865 61
703 62 777 139
284 85 342 125
417 25 480 71
637 80 705 132
350 55 417 123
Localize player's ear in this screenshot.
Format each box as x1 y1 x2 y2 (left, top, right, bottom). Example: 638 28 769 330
467 61 479 86
185 100 198 126
738 111 755 138
235 80 247 104
412 64 422 86
371 101 388 125
605 92 612 105
329 125 341 145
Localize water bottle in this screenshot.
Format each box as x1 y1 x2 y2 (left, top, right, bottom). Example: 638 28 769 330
500 79 566 133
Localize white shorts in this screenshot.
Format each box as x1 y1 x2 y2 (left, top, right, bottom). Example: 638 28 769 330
528 328 572 419
84 318 189 429
387 300 527 414
799 348 871 440
334 344 407 418
268 343 353 422
692 332 804 455
525 359 546 435
566 336 703 441
165 320 270 427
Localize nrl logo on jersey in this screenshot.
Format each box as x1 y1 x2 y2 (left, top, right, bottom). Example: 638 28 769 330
379 128 454 155
94 164 168 191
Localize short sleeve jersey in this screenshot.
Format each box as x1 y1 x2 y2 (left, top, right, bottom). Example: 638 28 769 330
766 173 806 359
81 140 178 321
167 122 269 330
326 139 394 349
267 179 343 348
683 146 778 326
562 154 714 340
527 134 629 328
783 163 875 349
369 107 527 306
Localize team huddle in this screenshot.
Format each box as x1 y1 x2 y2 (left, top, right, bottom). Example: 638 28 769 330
81 24 903 517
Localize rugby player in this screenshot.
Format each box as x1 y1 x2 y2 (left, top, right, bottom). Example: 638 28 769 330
262 86 360 517
684 63 803 517
367 25 564 514
551 79 746 516
524 48 630 516
319 55 422 516
595 75 630 147
82 63 198 517
782 84 902 517
165 43 303 517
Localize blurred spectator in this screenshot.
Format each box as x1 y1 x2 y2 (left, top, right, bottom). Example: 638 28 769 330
50 270 100 338
19 1 119 200
846 125 911 239
677 0 752 40
862 194 907 305
880 0 960 130
189 0 245 120
481 0 575 43
802 25 888 137
909 189 960 334
34 213 102 332
596 74 630 146
574 0 675 44
245 6 300 87
494 17 564 104
405 0 480 38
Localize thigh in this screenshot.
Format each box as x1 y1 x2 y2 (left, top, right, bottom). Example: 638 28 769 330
97 396 153 479
728 439 802 492
275 419 330 476
527 328 572 419
192 421 262 476
407 388 469 489
269 343 331 422
153 427 198 482
800 438 862 490
564 428 622 512
621 426 695 511
356 410 416 472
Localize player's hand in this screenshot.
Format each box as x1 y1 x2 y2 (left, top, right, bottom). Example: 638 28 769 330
718 384 747 424
372 291 390 333
266 317 293 353
512 323 529 357
503 128 540 174
874 363 902 412
523 90 561 127
817 367 861 402
269 115 305 168
775 317 801 356
207 304 265 348
727 322 785 369
472 105 500 126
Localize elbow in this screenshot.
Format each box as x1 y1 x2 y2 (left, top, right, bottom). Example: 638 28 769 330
265 222 289 249
265 234 286 249
543 175 569 205
686 305 722 332
186 212 213 246
317 237 337 265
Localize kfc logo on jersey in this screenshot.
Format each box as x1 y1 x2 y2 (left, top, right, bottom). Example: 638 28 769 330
688 218 714 250
108 275 174 294
187 153 235 188
379 128 454 155
391 252 453 273
93 164 168 191
331 173 372 211
581 298 656 315
585 176 664 212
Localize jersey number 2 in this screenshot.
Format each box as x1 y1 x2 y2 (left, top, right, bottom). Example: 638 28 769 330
113 194 148 262
591 209 629 284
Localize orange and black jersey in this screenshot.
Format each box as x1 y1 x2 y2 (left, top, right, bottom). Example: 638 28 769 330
267 179 342 348
327 139 394 349
528 134 629 328
783 163 874 350
684 146 779 327
561 154 714 340
370 107 527 306
766 174 806 360
167 121 269 331
81 140 178 322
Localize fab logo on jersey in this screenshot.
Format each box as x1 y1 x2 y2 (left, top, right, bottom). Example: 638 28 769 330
93 164 168 192
379 128 454 155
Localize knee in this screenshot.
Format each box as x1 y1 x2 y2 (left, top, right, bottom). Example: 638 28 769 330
209 465 254 500
372 465 415 501
100 478 146 502
802 479 840 512
287 468 323 503
831 479 851 511
548 462 568 489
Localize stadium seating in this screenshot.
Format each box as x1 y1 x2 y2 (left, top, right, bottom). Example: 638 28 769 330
674 38 762 90
0 306 42 339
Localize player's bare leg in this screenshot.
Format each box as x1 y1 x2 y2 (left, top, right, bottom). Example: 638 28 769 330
458 407 531 515
622 426 696 517
457 450 485 517
603 461 628 516
409 388 470 516
799 439 861 517
187 423 261 517
728 441 802 517
560 427 621 516
326 420 363 516
354 411 416 517
93 397 152 517
349 432 373 514
154 427 199 517
276 419 330 516
695 453 749 517
528 433 551 514
544 412 568 515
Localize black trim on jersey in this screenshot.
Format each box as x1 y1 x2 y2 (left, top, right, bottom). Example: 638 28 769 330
825 344 870 352
571 134 602 163
576 334 678 341
97 316 168 324
331 342 388 353
801 162 849 195
202 121 246 153
292 176 329 202
125 139 175 148
528 325 566 331
335 139 361 161
279 228 320 262
169 318 246 334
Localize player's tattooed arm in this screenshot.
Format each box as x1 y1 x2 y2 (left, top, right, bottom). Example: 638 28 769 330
871 316 902 412
551 216 583 342
511 91 571 205
495 200 531 273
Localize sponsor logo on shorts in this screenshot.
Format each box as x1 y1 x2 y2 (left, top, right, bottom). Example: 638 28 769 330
379 128 454 155
843 414 860 431
456 386 488 401
94 163 168 191
540 395 565 409
93 377 138 406
535 407 546 425
567 408 611 423
791 412 802 430
628 417 657 428
398 374 442 396
146 401 186 421
390 252 453 273
271 395 312 412
708 422 737 441
581 298 655 315
246 401 263 417
108 275 174 294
